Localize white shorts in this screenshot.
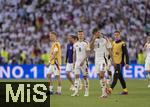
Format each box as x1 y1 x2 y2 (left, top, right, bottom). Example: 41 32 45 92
47 64 60 76
95 60 107 73
145 60 150 71
74 61 88 76
66 63 74 72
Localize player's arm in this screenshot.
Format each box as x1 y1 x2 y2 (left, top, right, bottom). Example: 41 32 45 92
65 45 68 63
108 48 114 63
90 35 96 51
122 42 129 68
105 38 114 64
73 50 76 68
73 45 76 67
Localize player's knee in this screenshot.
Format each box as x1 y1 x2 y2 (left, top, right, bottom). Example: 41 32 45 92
83 76 87 80
99 73 104 79
56 75 61 81
100 75 104 79
75 74 80 78
55 74 59 78
66 72 70 77
47 74 51 79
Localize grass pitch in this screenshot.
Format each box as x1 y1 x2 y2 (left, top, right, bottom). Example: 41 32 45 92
51 79 150 107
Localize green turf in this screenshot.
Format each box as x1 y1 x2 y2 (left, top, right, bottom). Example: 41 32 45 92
51 79 150 107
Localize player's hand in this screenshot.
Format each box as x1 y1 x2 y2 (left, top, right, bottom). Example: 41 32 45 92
125 64 129 69
50 59 53 62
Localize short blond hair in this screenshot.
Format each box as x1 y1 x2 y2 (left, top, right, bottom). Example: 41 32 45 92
50 31 57 36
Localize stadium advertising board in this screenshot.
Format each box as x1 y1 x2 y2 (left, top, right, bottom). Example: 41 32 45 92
0 64 145 79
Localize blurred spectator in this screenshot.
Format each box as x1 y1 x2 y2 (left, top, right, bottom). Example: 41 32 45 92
19 50 27 64
40 50 49 65
0 0 149 64
137 49 145 64
0 47 9 63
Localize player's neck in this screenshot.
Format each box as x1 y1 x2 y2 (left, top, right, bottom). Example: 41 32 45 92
79 39 84 42
52 40 56 43
115 39 121 41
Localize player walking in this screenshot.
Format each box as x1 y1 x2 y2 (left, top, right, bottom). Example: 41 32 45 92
65 34 77 91
47 32 62 95
90 28 112 98
108 31 129 95
71 30 90 97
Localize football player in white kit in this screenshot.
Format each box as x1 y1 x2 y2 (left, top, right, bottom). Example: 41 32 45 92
144 36 150 88
90 28 112 98
71 30 90 96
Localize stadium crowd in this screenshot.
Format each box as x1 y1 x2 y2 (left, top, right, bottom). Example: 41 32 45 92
0 0 149 64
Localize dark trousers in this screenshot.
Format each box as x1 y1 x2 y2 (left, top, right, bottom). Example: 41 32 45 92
111 64 127 89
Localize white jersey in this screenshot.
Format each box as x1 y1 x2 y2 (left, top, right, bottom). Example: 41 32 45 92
145 43 150 60
74 41 90 62
94 37 112 63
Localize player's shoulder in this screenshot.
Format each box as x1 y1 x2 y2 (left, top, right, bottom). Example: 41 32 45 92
74 41 79 45
102 37 107 42
96 37 106 42
54 41 61 47
121 41 126 46
83 40 89 45
73 41 79 47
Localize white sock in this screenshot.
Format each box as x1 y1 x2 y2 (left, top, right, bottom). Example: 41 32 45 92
74 78 80 92
147 73 150 84
83 79 89 92
49 86 53 92
79 78 82 85
100 78 107 96
57 86 62 93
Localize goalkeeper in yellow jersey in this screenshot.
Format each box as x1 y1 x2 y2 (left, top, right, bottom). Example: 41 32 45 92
108 31 129 95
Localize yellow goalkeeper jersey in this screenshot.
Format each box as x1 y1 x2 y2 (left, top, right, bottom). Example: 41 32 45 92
112 41 125 64
49 41 62 65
